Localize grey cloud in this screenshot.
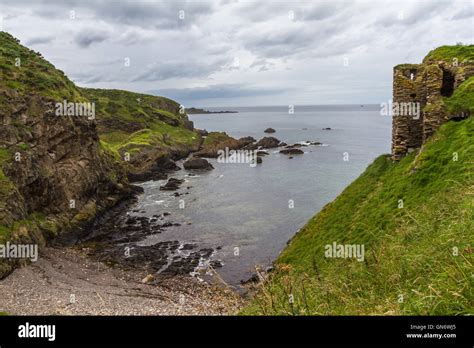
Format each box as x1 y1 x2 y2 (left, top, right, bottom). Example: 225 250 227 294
25 35 55 45
298 2 346 21
74 29 110 48
133 58 230 82
147 84 285 103
374 0 452 27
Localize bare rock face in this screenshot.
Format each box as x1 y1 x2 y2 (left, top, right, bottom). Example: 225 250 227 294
183 157 214 171
0 93 132 276
264 128 276 133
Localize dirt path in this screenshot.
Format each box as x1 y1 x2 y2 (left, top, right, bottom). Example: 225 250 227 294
0 247 244 315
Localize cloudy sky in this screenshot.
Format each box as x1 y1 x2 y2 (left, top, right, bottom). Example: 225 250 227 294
0 0 472 107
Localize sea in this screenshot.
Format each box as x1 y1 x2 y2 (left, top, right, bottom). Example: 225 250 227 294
130 105 391 286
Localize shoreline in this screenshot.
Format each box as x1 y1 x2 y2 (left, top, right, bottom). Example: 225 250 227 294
0 246 244 315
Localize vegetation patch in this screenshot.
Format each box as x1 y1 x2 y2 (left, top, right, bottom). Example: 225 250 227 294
243 117 474 315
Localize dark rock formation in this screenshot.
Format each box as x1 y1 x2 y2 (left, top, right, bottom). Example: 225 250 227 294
159 178 184 191
264 128 276 133
280 148 304 155
183 157 214 170
194 132 255 158
255 137 281 149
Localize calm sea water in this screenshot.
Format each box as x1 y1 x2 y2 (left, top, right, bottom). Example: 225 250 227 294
133 105 391 285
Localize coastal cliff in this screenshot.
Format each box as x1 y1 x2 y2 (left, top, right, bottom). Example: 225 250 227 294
0 32 200 277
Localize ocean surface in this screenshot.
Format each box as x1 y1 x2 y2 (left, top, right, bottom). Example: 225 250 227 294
132 105 392 286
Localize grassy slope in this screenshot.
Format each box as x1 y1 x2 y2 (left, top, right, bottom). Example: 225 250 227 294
423 44 474 64
243 117 473 315
445 76 474 114
82 88 200 158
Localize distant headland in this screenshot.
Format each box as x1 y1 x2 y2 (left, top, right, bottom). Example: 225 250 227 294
186 107 238 114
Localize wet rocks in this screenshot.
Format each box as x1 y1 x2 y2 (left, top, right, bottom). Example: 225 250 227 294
322 127 332 130
255 136 281 149
264 128 276 133
257 150 269 156
160 178 184 191
256 156 263 164
280 148 304 155
183 157 214 171
195 132 251 158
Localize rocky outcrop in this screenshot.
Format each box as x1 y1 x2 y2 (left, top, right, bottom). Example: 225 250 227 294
159 178 184 191
255 137 281 149
194 132 255 158
264 128 276 133
183 157 214 170
391 46 473 160
280 148 304 155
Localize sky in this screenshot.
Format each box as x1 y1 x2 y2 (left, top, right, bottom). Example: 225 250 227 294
0 0 473 107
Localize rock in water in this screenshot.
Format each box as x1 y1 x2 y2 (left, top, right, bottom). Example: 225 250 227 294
183 157 214 170
264 128 276 133
160 178 184 190
255 137 281 149
280 148 304 155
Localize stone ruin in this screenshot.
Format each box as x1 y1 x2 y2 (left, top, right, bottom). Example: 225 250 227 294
391 56 474 160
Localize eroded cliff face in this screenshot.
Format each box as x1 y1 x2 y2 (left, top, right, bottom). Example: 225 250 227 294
0 32 203 277
391 46 474 160
0 33 130 276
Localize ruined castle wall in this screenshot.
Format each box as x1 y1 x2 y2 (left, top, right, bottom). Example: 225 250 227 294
391 59 473 160
391 65 425 160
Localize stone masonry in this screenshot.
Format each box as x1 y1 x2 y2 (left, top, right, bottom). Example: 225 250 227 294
391 57 474 160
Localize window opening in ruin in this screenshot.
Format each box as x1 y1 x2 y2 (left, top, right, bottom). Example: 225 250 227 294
440 69 454 97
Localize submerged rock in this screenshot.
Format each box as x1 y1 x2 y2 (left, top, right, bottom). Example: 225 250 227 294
264 127 276 133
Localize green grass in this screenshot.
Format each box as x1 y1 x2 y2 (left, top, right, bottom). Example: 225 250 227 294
82 87 200 158
423 44 474 64
445 76 474 114
0 31 83 102
203 132 232 146
243 117 474 315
